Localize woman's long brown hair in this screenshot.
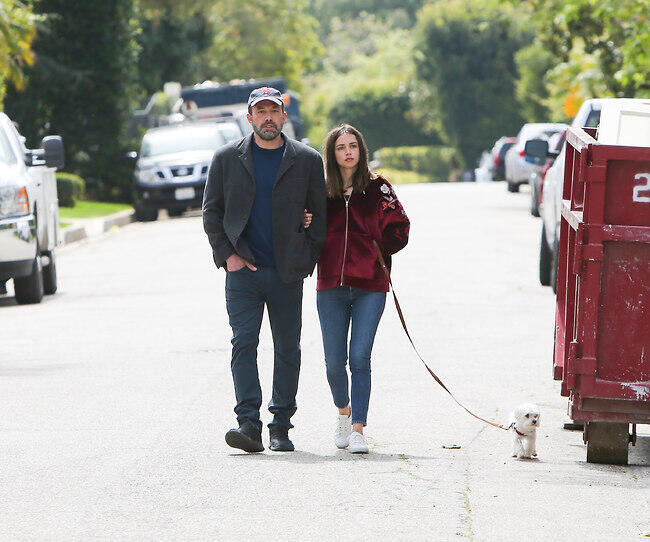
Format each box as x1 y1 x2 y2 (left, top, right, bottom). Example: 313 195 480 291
323 124 375 198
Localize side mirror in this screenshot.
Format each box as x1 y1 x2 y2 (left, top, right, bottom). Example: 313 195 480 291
42 135 65 169
524 139 548 165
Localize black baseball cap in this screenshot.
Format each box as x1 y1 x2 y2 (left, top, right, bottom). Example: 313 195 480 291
248 86 284 108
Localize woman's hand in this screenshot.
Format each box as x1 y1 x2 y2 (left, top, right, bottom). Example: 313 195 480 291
302 209 313 229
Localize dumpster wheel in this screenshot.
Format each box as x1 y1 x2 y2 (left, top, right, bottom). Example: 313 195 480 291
584 422 629 465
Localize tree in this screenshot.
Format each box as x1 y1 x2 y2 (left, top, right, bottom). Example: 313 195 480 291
307 0 425 34
4 0 140 201
328 83 440 154
136 7 213 97
507 0 650 122
0 0 38 99
302 13 436 150
414 0 529 166
514 44 555 122
519 0 650 99
207 0 322 90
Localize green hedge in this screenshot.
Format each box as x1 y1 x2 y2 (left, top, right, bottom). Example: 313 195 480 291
377 146 461 182
56 172 85 208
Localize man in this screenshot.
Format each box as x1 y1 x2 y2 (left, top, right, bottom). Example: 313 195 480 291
203 87 327 453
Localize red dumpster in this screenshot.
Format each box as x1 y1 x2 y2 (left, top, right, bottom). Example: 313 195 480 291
554 126 650 465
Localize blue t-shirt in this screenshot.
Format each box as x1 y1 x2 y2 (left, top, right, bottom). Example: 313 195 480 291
242 140 285 267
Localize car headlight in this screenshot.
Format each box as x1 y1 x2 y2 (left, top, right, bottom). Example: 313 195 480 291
0 186 29 219
136 168 158 183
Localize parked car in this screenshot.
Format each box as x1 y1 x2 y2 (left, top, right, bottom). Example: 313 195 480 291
132 121 241 221
474 151 494 183
537 98 650 291
528 130 565 217
232 106 298 140
0 113 65 304
504 123 566 192
490 136 516 181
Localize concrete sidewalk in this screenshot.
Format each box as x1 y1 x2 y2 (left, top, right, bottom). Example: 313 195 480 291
61 208 135 245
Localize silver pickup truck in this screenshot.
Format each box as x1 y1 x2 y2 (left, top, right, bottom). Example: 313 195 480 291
0 112 64 304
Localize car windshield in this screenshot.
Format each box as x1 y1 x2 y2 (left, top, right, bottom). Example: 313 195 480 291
140 125 226 157
584 109 601 128
519 125 564 143
216 122 242 142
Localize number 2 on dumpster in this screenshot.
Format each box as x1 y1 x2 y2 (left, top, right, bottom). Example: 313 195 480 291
633 173 650 203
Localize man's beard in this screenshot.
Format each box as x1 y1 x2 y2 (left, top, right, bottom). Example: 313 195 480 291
253 120 282 140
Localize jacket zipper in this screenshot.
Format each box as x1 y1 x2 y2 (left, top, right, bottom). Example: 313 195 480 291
340 195 350 285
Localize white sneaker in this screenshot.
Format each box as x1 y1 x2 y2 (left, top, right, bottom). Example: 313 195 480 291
334 414 352 449
348 431 369 454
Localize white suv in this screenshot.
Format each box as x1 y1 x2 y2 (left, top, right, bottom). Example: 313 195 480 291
504 122 567 192
539 98 650 290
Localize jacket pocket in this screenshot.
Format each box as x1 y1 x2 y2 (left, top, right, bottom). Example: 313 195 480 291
345 232 379 279
317 231 344 279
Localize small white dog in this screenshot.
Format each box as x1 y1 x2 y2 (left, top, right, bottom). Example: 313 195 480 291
509 403 540 459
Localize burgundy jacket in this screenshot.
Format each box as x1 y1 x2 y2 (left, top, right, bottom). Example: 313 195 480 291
317 176 410 292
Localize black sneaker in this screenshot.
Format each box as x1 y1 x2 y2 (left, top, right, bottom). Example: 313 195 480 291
225 422 264 453
269 426 294 452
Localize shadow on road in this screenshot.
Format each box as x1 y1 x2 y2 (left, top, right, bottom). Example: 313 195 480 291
228 450 436 463
0 296 17 307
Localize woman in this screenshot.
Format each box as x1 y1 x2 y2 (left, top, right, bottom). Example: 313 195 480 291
304 124 410 453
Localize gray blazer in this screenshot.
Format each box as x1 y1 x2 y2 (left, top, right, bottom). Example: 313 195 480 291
202 134 327 283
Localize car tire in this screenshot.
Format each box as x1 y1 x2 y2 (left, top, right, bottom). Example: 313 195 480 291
167 208 184 217
14 250 44 305
42 250 57 295
539 225 551 286
507 181 519 193
530 184 540 217
135 204 158 222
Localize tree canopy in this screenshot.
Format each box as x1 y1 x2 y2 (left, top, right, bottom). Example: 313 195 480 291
414 0 528 165
0 0 37 96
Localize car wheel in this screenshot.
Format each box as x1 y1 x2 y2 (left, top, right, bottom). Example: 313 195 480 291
14 249 44 304
539 225 551 286
530 184 540 217
135 204 158 222
42 250 57 295
167 208 184 217
507 181 519 193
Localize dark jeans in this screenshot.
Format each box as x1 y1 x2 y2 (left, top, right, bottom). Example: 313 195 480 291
316 286 386 425
225 266 303 433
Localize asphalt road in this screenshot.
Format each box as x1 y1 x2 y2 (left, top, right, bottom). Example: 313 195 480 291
1 182 648 541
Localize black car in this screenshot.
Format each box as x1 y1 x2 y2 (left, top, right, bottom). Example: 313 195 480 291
132 121 241 221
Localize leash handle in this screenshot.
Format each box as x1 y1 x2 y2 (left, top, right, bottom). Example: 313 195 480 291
373 241 511 431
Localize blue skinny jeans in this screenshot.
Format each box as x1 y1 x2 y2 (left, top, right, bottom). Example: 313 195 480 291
316 286 386 425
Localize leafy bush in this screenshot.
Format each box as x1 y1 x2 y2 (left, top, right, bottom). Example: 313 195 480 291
327 83 440 154
374 168 435 185
378 146 460 182
56 172 85 208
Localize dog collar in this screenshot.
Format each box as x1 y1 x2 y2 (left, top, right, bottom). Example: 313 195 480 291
513 426 526 436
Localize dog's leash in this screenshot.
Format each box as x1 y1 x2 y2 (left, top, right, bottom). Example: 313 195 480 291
373 241 513 432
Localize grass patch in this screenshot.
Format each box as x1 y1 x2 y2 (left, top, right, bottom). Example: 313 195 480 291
60 221 71 229
59 200 132 220
375 167 442 184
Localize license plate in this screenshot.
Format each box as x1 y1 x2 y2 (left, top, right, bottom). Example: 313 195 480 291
175 187 195 200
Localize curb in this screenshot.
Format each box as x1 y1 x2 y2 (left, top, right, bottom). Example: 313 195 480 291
62 209 135 246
